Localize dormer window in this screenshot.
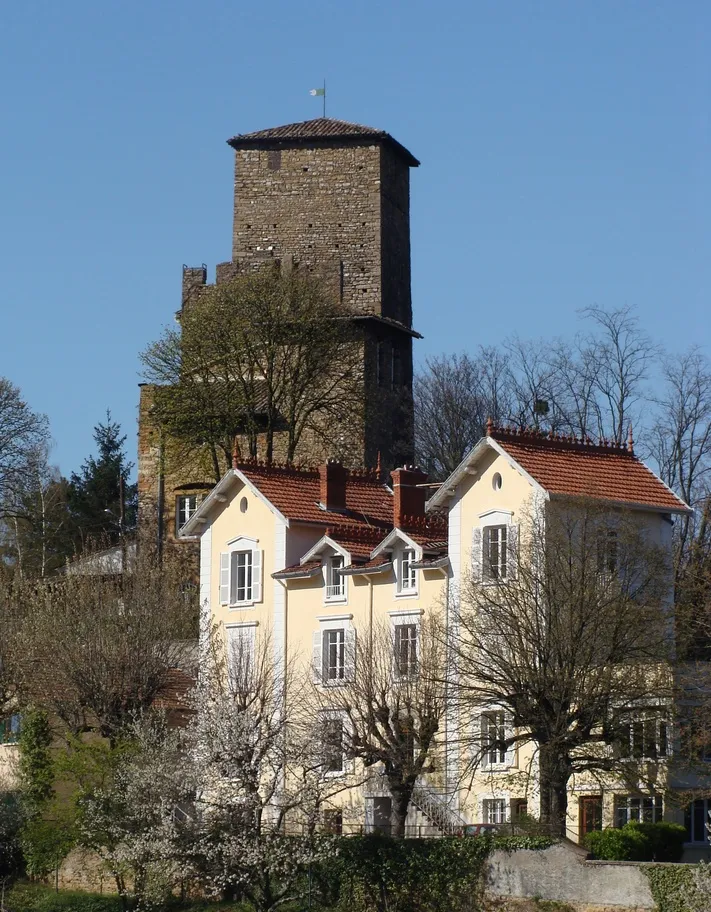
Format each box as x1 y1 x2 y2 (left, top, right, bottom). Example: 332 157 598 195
326 555 345 601
398 549 417 594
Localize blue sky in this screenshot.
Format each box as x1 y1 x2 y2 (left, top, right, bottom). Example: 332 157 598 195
1 0 708 475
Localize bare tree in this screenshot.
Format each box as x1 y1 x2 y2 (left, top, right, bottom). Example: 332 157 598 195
1 443 74 579
311 618 447 837
452 498 672 835
414 350 513 478
12 542 196 742
581 305 657 445
140 269 364 480
0 378 49 517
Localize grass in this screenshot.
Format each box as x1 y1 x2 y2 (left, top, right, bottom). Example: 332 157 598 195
2 882 250 912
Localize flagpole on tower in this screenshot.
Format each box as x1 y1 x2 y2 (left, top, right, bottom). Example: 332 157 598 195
323 78 326 118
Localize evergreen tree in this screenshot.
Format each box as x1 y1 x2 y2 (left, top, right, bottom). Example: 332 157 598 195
68 412 137 546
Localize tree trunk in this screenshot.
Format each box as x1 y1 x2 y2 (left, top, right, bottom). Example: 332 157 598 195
538 744 571 837
389 781 413 838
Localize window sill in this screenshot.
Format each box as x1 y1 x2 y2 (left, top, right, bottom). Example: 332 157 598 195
395 589 418 599
324 596 348 606
228 602 256 610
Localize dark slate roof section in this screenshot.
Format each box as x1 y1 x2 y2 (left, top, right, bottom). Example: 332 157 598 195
227 118 420 167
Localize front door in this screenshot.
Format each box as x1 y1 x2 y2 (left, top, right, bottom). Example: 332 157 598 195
373 797 392 835
579 796 603 842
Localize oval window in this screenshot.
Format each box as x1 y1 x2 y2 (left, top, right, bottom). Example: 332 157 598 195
239 497 248 514
492 473 503 491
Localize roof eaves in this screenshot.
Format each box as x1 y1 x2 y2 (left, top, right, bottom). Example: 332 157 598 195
340 561 393 577
370 528 420 559
301 535 350 564
272 565 321 581
410 555 450 572
548 491 693 516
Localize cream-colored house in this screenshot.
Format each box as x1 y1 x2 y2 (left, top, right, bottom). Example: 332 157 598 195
183 425 704 847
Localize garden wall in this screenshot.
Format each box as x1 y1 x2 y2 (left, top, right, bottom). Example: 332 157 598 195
485 843 655 909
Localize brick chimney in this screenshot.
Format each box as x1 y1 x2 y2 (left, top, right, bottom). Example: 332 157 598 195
319 459 348 512
391 465 428 529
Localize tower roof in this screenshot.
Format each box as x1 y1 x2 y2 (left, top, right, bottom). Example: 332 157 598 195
227 117 419 167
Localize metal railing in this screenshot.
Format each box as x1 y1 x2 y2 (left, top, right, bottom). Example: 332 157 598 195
411 782 468 836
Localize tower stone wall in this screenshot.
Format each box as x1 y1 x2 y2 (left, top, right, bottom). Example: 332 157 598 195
137 118 419 544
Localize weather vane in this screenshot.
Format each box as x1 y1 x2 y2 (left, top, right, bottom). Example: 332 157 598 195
309 80 326 118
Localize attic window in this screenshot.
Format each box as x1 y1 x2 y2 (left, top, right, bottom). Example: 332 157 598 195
492 473 502 491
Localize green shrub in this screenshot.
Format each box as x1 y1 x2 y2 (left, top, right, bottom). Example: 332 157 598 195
630 821 686 862
586 822 686 862
585 825 649 861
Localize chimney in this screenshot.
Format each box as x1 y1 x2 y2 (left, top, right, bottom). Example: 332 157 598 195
391 465 428 529
319 459 348 512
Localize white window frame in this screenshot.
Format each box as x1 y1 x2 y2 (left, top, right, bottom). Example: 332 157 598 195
176 493 200 534
225 621 258 689
396 547 418 597
472 510 518 585
482 798 508 825
478 706 516 770
393 622 419 679
219 537 262 609
597 527 619 576
482 710 507 767
320 711 347 777
484 525 508 581
312 616 355 686
615 794 663 827
325 554 347 603
619 714 670 762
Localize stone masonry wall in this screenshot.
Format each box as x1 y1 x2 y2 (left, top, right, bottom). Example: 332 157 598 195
137 129 417 543
232 143 384 318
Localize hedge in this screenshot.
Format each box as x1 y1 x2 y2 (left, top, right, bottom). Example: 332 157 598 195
311 834 556 912
586 822 686 862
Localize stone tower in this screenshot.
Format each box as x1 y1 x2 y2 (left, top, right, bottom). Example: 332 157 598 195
138 117 420 544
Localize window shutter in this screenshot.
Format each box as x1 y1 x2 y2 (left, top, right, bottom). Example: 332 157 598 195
252 549 263 602
312 630 323 683
471 528 483 581
344 717 356 774
505 715 516 767
220 553 230 605
507 525 519 580
344 627 356 682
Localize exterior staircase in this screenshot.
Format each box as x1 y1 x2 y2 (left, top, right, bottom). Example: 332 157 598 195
411 782 467 836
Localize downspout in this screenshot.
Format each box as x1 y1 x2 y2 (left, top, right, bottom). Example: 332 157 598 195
444 568 451 797
279 579 289 831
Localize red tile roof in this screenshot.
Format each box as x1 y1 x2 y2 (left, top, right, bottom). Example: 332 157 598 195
326 524 388 560
490 427 690 513
238 462 394 531
227 118 420 167
341 556 393 575
272 560 322 580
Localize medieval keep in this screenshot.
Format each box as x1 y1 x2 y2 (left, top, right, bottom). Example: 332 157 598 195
138 118 421 544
